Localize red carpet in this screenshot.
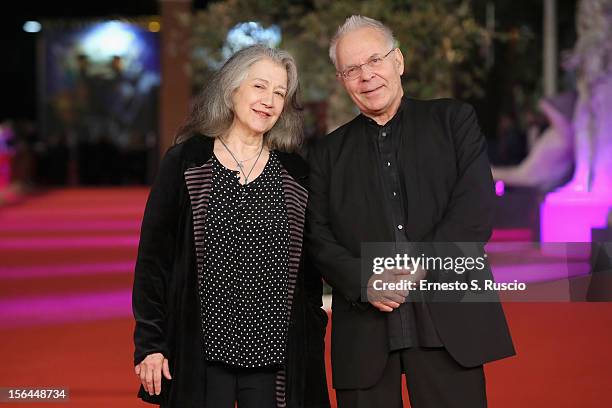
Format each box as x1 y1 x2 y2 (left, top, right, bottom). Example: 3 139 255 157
1 188 611 407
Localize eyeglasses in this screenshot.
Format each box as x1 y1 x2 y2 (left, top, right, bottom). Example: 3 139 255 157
337 48 396 80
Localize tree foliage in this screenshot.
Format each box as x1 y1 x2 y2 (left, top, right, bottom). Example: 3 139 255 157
192 0 489 129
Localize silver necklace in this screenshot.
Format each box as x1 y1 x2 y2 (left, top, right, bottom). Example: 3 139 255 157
218 137 264 185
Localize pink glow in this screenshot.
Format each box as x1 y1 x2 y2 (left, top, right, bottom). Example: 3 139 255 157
0 220 141 232
486 241 590 282
0 289 132 329
486 242 590 260
541 190 612 242
486 241 534 253
491 261 590 283
0 261 135 279
0 236 139 250
0 207 144 218
490 229 532 242
495 180 505 196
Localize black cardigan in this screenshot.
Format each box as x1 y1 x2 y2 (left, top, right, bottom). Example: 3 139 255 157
132 135 330 407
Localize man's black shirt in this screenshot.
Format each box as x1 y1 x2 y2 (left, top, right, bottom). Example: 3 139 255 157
363 97 443 350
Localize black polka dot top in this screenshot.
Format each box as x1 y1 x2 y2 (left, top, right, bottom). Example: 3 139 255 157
201 151 290 367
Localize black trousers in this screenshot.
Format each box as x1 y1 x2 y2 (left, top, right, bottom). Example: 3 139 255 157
205 362 278 408
335 348 487 408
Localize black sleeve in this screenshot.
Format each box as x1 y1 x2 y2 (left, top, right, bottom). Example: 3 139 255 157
425 102 495 243
132 145 182 365
306 143 362 303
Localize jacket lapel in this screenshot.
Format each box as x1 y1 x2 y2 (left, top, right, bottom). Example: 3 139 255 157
398 102 422 241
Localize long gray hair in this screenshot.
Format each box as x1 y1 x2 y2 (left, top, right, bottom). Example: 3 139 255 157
175 44 303 152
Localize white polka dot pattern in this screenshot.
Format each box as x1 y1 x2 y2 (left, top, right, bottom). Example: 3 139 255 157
201 152 290 367
184 152 308 408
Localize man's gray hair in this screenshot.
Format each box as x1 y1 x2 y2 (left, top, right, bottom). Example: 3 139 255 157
329 15 396 68
175 44 303 152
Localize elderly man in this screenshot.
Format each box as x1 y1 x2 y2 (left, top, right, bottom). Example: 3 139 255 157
307 15 515 408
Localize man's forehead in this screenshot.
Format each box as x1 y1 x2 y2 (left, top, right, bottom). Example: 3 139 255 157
336 28 388 65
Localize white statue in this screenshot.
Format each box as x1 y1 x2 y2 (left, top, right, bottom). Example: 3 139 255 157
493 0 612 195
560 0 612 193
491 92 576 192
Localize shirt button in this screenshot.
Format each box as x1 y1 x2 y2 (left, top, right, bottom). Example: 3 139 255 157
386 161 391 167
392 191 397 197
381 132 387 137
397 225 404 230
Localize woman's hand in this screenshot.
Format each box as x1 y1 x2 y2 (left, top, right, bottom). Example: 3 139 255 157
135 353 172 396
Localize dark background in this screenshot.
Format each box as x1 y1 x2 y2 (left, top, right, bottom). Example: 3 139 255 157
2 1 576 143
1 0 215 122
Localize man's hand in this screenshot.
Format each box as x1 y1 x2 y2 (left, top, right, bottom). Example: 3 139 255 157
135 352 172 396
367 265 427 312
367 268 411 312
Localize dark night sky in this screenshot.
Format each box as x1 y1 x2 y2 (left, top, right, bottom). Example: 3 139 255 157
1 1 210 122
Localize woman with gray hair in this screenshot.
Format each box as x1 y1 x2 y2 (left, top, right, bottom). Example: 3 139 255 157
132 44 330 408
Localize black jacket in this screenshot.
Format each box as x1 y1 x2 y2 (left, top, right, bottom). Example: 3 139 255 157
306 98 516 389
133 135 330 407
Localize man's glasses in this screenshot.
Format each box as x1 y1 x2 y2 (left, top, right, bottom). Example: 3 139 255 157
337 48 396 80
